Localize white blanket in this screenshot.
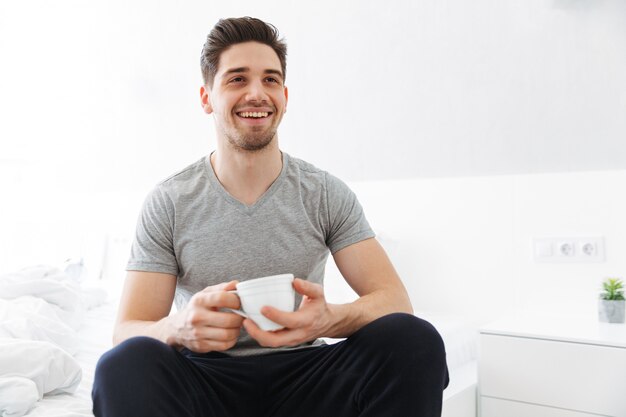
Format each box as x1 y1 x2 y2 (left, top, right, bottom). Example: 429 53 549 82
0 265 107 417
0 339 82 417
0 297 78 355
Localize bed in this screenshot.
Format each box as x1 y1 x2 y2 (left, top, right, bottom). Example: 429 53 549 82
2 265 478 417
17 299 117 417
0 264 113 417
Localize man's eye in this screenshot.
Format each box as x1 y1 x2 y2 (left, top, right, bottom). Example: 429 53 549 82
266 77 278 83
231 77 244 83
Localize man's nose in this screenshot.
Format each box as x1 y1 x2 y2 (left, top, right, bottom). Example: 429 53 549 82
244 80 269 102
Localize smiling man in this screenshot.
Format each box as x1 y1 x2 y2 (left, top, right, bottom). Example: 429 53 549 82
207 41 287 153
92 17 449 417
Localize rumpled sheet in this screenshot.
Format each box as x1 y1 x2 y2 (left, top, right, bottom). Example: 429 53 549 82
0 265 107 417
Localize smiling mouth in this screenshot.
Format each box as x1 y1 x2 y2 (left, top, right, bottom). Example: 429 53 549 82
236 111 273 119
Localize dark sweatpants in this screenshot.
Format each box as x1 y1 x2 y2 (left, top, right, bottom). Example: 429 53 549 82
92 313 449 417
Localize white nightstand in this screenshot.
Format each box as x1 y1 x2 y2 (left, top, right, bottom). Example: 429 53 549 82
478 314 626 417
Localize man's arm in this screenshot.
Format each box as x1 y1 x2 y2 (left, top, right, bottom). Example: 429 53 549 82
325 237 413 338
113 271 177 345
114 271 244 352
243 237 412 346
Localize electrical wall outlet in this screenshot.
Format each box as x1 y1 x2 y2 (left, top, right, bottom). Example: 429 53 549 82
557 241 575 257
532 237 605 263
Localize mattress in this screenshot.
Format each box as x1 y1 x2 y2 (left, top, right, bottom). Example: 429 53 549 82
23 303 478 416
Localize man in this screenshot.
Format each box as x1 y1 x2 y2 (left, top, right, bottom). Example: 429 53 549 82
92 16 449 417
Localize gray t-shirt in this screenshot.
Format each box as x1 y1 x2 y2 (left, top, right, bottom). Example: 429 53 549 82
127 152 374 356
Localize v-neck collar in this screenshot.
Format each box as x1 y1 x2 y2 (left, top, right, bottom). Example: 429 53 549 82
204 151 289 215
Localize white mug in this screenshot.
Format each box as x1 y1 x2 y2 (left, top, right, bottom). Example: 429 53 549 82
226 273 295 331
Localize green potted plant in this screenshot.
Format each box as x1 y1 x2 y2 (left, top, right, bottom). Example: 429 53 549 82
598 278 625 323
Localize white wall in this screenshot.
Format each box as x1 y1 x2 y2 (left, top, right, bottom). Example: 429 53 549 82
0 178 143 279
1 1 625 316
323 169 626 322
0 0 624 191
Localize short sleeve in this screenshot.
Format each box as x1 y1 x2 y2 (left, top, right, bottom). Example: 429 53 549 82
126 186 179 275
324 173 375 254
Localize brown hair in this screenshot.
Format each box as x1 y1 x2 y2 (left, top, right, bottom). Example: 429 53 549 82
200 17 287 88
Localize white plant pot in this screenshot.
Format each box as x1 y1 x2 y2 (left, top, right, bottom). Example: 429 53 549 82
598 299 625 323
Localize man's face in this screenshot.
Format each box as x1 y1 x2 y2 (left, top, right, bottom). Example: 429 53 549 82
201 41 288 152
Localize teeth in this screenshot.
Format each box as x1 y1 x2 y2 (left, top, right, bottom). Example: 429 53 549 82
239 112 269 118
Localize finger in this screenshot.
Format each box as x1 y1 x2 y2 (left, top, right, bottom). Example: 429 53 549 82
243 319 306 348
187 309 244 328
186 325 241 343
194 291 241 310
293 278 324 299
260 306 305 329
210 310 245 328
242 318 261 335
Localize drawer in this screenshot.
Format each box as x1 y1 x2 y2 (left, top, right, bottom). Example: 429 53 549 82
479 334 626 417
481 397 603 417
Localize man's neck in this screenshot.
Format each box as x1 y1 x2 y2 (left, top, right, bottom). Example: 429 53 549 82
210 142 283 206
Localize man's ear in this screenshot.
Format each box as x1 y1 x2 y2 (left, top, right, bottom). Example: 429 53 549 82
283 86 288 114
200 85 213 114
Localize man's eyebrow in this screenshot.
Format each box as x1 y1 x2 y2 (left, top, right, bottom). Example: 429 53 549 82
264 69 283 79
223 67 284 79
223 67 249 76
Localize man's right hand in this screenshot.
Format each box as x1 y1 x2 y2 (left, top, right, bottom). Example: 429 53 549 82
167 280 244 353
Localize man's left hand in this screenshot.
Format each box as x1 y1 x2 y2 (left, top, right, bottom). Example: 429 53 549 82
243 278 335 347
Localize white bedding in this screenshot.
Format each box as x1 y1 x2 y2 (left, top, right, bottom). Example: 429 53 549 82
0 339 82 417
0 265 108 417
5 283 478 417
23 300 116 417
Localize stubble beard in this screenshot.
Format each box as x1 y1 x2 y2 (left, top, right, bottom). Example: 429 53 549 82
222 111 281 152
226 127 277 152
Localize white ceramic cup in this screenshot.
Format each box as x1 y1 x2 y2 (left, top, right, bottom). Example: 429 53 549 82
226 273 295 331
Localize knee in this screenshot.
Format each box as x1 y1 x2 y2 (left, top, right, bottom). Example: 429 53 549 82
94 336 172 383
346 313 448 389
93 337 179 416
360 313 446 361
